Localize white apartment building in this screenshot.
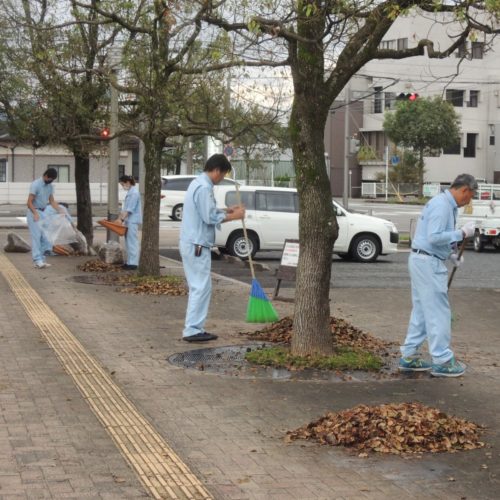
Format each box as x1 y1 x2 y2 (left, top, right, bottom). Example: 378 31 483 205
326 10 500 196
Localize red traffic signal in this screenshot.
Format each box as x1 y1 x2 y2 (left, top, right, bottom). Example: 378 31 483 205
100 127 110 138
397 92 419 101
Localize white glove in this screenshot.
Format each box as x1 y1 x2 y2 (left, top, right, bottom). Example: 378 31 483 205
461 221 476 238
449 252 464 268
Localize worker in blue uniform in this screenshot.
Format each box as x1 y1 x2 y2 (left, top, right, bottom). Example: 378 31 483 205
118 175 142 270
26 168 65 268
180 154 245 342
399 174 477 377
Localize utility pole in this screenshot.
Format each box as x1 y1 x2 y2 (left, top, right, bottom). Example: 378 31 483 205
385 145 389 201
32 146 36 180
107 49 121 241
343 84 350 209
139 138 145 214
186 139 193 175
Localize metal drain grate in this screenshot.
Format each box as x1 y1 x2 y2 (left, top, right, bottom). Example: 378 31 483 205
169 344 267 369
68 275 125 286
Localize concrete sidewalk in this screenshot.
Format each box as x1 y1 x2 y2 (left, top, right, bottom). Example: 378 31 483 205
0 228 499 499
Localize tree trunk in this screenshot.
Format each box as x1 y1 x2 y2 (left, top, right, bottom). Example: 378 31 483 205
288 5 338 357
138 134 164 276
74 152 93 246
290 98 338 357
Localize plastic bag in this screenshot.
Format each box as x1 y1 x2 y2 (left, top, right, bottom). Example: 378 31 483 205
39 213 78 246
98 240 125 264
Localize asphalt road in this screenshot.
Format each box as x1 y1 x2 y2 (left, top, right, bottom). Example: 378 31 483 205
3 201 499 290
160 245 500 290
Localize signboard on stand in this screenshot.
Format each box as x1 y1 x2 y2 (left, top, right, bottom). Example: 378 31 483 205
273 239 299 301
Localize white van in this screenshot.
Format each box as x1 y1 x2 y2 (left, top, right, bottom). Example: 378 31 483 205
214 186 399 262
160 175 238 221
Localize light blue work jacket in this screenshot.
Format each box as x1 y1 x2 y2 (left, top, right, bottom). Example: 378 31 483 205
123 185 142 224
411 190 463 260
29 178 54 209
180 173 226 248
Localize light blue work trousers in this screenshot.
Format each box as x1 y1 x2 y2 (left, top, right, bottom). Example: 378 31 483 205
401 253 453 364
26 209 50 264
125 222 140 265
179 240 212 338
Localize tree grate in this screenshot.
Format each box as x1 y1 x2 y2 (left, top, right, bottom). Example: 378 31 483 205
168 345 419 382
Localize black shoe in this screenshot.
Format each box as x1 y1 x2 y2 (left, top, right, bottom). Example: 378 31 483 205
122 264 137 270
183 332 218 342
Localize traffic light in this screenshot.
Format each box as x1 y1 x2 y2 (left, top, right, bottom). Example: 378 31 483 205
397 92 419 101
100 127 110 138
349 137 361 154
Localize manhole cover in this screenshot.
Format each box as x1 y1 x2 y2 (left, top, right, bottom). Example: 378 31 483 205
168 345 417 382
68 274 128 286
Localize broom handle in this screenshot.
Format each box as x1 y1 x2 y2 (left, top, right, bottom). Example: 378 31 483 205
447 238 467 289
234 182 256 280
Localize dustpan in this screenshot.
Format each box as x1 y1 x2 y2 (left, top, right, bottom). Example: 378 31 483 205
53 244 73 256
97 219 128 236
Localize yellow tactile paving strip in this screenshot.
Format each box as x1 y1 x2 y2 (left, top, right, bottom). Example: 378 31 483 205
0 254 212 500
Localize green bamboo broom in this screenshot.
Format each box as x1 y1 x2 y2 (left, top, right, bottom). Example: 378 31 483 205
234 183 279 323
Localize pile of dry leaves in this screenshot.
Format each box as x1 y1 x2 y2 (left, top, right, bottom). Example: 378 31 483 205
243 316 395 354
77 260 122 273
286 402 485 455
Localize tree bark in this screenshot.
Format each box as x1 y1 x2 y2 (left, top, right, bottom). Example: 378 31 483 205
138 134 164 276
290 99 338 357
74 152 93 246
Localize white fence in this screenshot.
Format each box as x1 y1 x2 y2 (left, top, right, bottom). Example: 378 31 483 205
0 182 128 205
361 182 428 198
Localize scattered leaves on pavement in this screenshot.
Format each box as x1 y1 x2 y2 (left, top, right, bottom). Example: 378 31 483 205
120 276 187 296
242 316 395 354
77 259 122 272
286 402 485 455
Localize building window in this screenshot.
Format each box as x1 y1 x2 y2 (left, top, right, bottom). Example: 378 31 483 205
463 133 477 158
380 40 396 50
384 92 396 110
468 90 479 108
119 164 125 178
471 42 484 60
456 42 467 58
0 159 6 182
443 140 461 155
445 89 465 107
490 135 495 146
397 38 408 50
47 164 70 182
373 86 383 113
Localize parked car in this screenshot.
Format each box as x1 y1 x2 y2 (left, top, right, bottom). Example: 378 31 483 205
458 184 500 251
213 186 399 262
160 175 238 221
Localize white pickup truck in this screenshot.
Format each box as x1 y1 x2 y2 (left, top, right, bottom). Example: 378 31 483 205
457 184 500 252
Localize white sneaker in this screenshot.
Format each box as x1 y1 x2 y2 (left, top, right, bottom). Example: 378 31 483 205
34 262 51 269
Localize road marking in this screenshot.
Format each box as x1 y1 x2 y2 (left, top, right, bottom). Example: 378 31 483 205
0 253 212 500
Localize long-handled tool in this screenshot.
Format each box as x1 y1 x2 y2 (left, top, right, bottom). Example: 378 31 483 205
234 183 279 323
447 238 467 289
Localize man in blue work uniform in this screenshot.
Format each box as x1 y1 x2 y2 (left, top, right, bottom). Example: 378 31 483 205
399 174 477 377
180 154 245 342
26 168 65 269
118 175 142 270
